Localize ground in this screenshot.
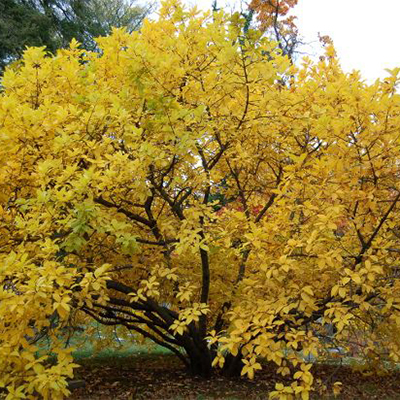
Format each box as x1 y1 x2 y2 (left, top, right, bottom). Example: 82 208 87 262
69 352 400 399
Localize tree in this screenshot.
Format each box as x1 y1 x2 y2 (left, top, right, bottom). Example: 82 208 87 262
249 0 300 60
52 0 154 50
2 1 400 398
0 0 56 70
0 0 152 71
81 0 152 37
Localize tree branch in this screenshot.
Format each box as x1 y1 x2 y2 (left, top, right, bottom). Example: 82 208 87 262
94 196 153 228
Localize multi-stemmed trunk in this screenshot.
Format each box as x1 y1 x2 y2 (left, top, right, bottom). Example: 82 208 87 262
181 339 243 378
82 280 246 379
184 341 213 378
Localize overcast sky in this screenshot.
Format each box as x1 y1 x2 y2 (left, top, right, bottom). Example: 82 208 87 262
178 0 400 83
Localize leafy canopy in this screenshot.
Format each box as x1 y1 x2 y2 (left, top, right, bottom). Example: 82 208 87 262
2 1 400 399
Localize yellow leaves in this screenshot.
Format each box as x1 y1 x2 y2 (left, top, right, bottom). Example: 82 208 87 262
331 285 346 299
330 284 339 297
277 365 291 376
302 286 314 297
324 45 337 59
333 381 342 397
157 266 178 281
53 188 74 203
270 382 295 399
4 385 26 400
52 293 71 319
25 355 48 373
176 290 191 302
241 357 262 379
94 264 111 279
129 288 146 302
206 330 219 346
352 273 362 285
181 310 200 325
76 268 109 303
218 335 242 357
333 313 353 333
301 391 310 400
169 303 211 336
175 303 210 329
21 46 47 66
299 288 317 314
170 320 187 336
293 363 312 382
129 274 170 302
137 276 160 299
0 283 78 399
211 353 225 368
176 282 197 303
37 158 61 177
68 37 82 53
300 289 313 304
271 366 313 399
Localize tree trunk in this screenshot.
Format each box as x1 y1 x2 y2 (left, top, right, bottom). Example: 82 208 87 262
184 341 213 378
181 340 244 379
222 353 244 377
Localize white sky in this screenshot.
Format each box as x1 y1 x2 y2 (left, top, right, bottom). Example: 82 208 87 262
178 0 400 83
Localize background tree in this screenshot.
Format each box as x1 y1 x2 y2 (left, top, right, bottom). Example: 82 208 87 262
79 0 151 42
0 0 55 70
2 2 400 399
0 0 152 71
249 0 300 60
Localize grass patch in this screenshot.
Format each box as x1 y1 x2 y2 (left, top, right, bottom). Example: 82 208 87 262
72 340 171 363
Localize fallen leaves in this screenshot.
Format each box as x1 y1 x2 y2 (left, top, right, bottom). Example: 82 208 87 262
69 354 400 399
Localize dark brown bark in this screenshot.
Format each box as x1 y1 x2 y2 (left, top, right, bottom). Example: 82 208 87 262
222 353 245 377
184 341 213 378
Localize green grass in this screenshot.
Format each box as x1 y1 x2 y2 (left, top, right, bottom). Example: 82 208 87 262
72 340 171 363
35 323 172 364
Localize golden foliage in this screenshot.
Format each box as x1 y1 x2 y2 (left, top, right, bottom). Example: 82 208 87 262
2 1 400 398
